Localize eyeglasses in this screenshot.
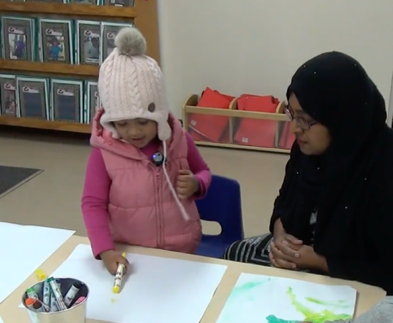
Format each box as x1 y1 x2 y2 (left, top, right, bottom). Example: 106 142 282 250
284 106 318 130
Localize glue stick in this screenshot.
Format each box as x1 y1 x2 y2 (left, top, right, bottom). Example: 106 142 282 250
25 297 43 312
71 296 86 308
26 287 39 300
112 252 126 294
64 282 81 307
42 280 51 306
47 277 67 311
49 289 59 312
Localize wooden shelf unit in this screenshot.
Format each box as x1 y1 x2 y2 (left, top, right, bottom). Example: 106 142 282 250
0 60 99 77
0 0 160 133
0 116 91 133
182 94 292 154
0 2 137 18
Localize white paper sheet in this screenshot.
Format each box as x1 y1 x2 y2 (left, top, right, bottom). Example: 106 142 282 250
0 222 75 304
217 272 358 323
46 244 227 323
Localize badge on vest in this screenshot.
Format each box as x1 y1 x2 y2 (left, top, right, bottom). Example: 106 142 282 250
152 152 165 166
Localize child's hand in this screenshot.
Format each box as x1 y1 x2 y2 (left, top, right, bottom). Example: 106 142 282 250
100 250 129 275
177 169 199 200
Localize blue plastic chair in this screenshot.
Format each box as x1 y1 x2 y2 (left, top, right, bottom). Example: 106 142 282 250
196 174 244 258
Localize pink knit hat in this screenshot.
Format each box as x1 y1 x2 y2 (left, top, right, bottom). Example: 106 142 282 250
98 28 190 222
98 27 171 140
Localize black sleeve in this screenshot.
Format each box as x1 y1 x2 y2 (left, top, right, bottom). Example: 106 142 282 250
326 184 393 295
327 258 393 295
269 143 299 234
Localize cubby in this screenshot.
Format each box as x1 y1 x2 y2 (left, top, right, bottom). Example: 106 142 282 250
182 94 293 154
0 0 159 133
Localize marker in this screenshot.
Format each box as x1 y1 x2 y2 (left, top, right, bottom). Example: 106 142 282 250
49 289 59 312
42 280 51 306
47 277 67 311
35 269 47 281
64 282 81 307
112 252 126 294
71 296 86 308
25 297 43 312
26 287 39 300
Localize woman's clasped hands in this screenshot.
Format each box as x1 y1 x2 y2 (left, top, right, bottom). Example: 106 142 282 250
269 219 327 272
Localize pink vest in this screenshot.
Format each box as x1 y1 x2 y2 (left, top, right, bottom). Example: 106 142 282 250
90 112 202 253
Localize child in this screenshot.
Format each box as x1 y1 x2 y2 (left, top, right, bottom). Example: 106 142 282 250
81 27 212 275
49 38 63 60
302 296 393 322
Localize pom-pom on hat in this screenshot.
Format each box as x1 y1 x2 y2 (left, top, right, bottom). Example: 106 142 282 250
98 27 171 140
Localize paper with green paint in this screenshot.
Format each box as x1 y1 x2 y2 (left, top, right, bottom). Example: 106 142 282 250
216 273 357 323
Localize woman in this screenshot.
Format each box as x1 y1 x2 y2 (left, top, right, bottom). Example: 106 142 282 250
223 51 393 294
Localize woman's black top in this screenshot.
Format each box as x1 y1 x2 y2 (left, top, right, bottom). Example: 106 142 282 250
269 51 393 294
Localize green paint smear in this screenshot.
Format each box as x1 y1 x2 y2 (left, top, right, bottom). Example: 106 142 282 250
305 297 350 308
265 287 352 323
232 280 271 295
230 279 270 298
266 315 298 323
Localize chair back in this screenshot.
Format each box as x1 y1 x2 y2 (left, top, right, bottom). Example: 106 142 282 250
196 174 244 243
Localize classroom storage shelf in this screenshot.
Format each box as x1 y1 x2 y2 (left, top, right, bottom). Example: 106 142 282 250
0 0 159 134
0 60 99 77
0 116 91 133
182 94 293 154
0 2 137 18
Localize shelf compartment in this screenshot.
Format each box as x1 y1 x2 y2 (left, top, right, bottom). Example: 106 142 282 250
0 116 91 133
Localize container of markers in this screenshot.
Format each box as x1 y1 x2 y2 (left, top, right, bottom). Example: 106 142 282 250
22 277 89 323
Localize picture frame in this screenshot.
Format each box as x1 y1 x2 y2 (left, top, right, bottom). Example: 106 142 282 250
1 16 35 61
102 0 134 6
38 19 73 64
16 77 50 120
51 79 84 123
85 80 99 123
24 0 66 3
68 0 98 4
76 20 101 65
100 22 134 63
0 74 18 117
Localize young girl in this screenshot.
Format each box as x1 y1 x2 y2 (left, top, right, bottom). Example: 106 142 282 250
81 27 211 275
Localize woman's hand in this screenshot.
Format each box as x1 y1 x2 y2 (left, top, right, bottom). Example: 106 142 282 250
100 250 130 275
269 238 302 269
293 245 329 272
270 218 303 269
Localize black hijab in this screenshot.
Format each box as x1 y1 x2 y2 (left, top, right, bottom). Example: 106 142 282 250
270 51 393 292
274 51 389 255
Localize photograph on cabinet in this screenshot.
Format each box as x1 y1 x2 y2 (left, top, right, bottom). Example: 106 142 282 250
25 0 66 3
100 22 134 63
68 0 99 4
102 0 134 6
51 79 84 123
16 77 50 120
1 17 35 61
76 21 101 65
85 81 99 123
38 19 73 64
0 74 18 117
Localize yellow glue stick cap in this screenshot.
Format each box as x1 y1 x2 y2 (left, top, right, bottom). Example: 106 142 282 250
35 269 47 280
112 286 120 294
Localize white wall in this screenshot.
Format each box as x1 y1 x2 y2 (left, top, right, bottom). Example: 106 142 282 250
157 0 393 119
